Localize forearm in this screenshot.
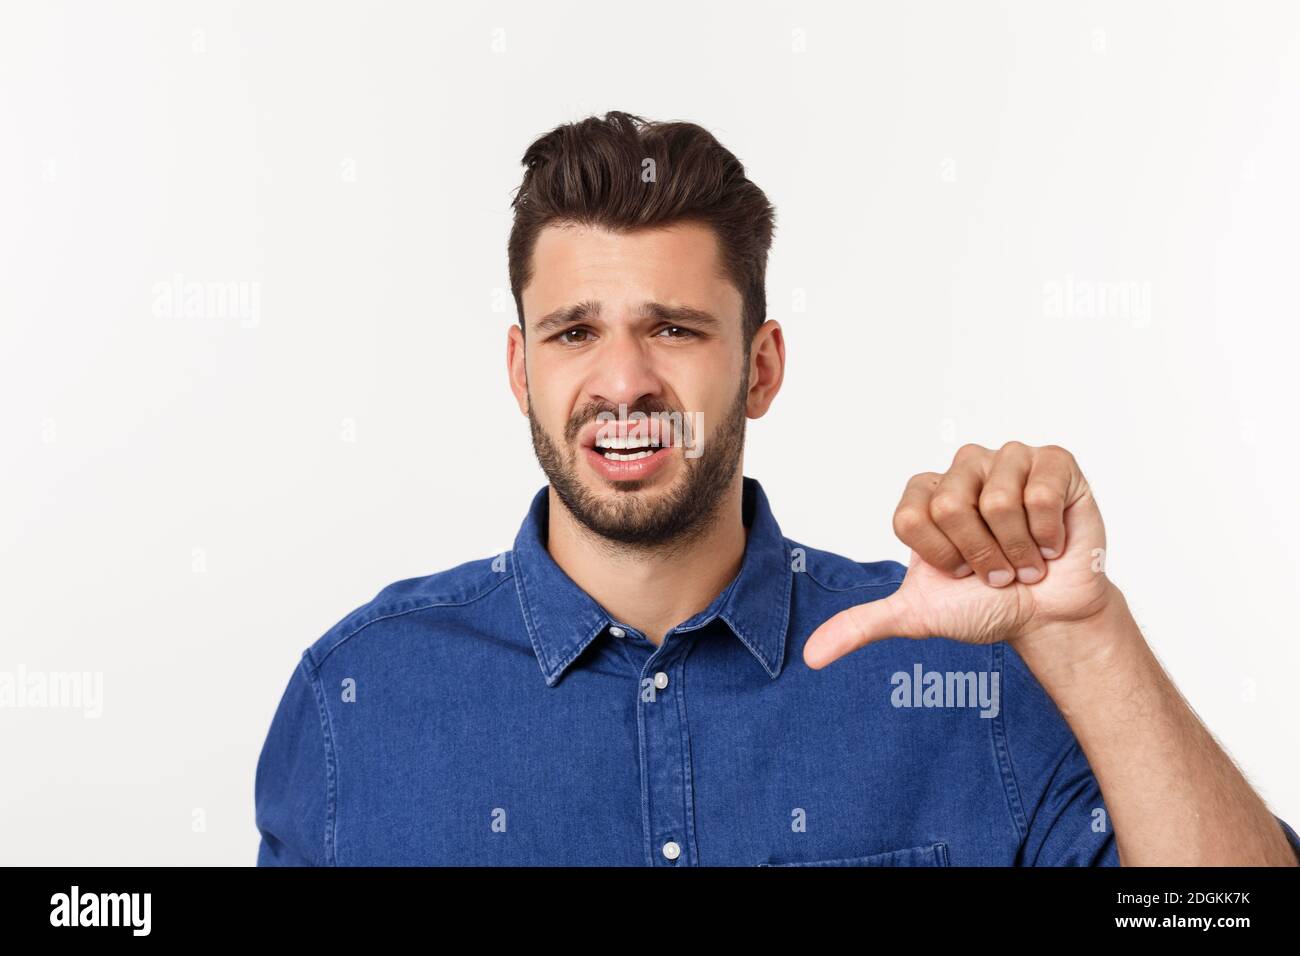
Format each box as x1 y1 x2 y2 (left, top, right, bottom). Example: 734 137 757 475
1015 583 1298 866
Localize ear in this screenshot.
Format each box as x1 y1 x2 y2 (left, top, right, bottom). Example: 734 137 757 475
745 320 786 419
506 324 529 416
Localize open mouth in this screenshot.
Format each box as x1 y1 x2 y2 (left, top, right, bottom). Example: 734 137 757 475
594 435 665 461
578 419 679 482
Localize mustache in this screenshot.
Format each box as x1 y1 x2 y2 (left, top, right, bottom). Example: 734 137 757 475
564 400 680 444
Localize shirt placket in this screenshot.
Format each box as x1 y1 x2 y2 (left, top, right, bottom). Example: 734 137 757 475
611 623 697 866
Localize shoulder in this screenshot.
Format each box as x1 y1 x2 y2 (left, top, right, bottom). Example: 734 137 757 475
302 553 516 671
785 537 907 594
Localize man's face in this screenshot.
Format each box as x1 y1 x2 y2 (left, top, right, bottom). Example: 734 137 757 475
510 220 750 548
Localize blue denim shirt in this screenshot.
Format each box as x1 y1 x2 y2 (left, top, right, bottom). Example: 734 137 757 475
255 476 1300 866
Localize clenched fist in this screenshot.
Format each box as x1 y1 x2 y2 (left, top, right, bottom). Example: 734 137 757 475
804 441 1120 668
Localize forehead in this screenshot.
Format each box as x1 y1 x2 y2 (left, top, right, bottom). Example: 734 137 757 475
522 220 740 321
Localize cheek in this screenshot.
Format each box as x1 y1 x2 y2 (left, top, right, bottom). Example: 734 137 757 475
682 363 744 420
525 367 582 433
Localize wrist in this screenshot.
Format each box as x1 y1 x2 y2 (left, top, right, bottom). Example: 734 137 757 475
1011 581 1145 693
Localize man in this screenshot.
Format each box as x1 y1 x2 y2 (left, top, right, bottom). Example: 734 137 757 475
255 111 1299 866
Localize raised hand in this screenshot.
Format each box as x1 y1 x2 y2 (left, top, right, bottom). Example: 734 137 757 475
804 442 1118 668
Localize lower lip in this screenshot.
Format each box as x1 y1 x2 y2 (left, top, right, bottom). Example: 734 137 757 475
583 445 675 482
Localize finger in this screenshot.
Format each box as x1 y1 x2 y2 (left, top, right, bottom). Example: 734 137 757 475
1023 446 1074 559
929 455 1017 587
893 473 975 577
803 587 927 669
980 442 1047 584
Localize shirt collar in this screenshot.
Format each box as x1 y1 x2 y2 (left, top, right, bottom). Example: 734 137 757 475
511 476 793 687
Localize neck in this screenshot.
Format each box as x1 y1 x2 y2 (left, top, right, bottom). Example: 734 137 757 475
545 480 748 646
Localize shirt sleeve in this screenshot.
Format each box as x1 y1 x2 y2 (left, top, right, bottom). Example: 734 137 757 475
1001 643 1118 865
1004 644 1300 866
1275 816 1300 862
1018 736 1120 865
254 653 333 866
1022 743 1300 865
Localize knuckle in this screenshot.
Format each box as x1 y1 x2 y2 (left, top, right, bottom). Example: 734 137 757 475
999 538 1039 563
1023 485 1060 511
962 541 1003 568
978 490 1020 517
892 507 927 538
1042 443 1076 464
929 493 966 523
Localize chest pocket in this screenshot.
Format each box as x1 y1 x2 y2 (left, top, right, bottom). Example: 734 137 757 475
757 842 949 866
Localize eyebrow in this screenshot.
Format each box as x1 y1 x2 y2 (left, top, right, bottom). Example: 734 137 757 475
532 301 723 337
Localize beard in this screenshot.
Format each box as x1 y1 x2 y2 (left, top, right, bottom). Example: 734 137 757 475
528 380 748 551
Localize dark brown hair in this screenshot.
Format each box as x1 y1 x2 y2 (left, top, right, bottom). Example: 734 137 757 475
507 111 777 348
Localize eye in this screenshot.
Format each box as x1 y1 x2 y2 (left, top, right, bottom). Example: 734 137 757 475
656 325 696 339
555 326 594 345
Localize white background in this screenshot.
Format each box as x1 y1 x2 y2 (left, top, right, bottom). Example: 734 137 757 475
2 0 1297 864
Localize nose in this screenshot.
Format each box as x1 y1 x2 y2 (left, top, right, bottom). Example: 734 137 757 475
585 326 665 412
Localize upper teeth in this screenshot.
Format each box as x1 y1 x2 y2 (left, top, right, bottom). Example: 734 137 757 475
596 436 659 450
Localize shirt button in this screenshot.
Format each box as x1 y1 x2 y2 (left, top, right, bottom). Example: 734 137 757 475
608 626 625 639
654 671 669 689
662 840 681 860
